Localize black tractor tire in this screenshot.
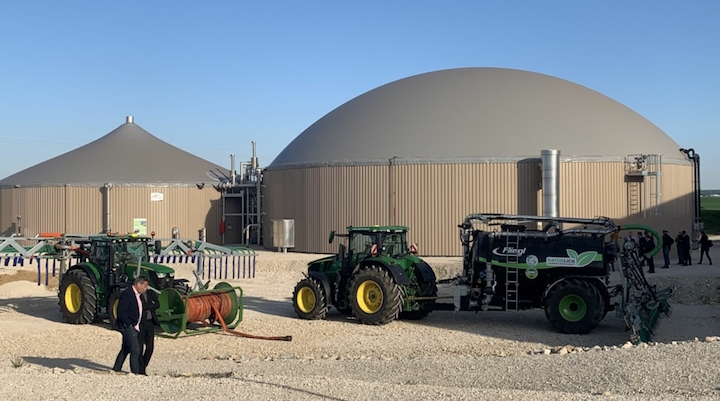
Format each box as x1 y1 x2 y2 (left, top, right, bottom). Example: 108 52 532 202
544 278 604 335
58 269 97 324
589 280 612 319
292 277 328 320
173 280 191 295
106 286 125 328
349 265 403 325
400 282 438 320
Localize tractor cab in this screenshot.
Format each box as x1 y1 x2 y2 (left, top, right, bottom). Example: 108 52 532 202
342 226 410 265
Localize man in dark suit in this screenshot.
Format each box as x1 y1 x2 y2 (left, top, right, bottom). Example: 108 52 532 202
139 287 160 375
112 275 149 374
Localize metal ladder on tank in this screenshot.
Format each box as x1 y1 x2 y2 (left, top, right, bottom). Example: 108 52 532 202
504 227 520 311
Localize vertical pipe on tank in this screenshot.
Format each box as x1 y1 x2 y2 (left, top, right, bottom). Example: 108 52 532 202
103 183 113 233
541 150 560 218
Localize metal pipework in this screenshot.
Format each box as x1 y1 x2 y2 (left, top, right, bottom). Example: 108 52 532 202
230 154 236 186
541 149 561 218
103 183 113 233
251 141 258 170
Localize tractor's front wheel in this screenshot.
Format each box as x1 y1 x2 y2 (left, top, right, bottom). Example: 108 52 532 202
106 287 124 328
349 266 403 325
58 269 97 324
292 277 328 320
544 278 604 334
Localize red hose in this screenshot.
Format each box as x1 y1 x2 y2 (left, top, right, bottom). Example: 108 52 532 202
184 292 292 342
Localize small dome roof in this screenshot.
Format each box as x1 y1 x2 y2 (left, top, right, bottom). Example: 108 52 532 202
0 119 227 187
270 68 684 169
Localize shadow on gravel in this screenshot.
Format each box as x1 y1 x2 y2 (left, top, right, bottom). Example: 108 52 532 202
0 295 117 331
23 356 110 371
242 296 297 318
0 296 64 322
240 377 347 401
403 303 720 347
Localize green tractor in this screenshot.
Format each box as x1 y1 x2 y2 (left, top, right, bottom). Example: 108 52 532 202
292 226 437 325
58 235 189 326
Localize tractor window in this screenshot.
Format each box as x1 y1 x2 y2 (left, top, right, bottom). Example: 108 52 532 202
127 242 148 259
350 233 376 255
94 242 110 266
382 233 407 256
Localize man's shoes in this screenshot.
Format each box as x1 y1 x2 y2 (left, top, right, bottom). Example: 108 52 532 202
661 266 669 269
648 271 655 273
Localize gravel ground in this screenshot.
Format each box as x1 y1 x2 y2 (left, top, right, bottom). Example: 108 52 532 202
0 249 719 400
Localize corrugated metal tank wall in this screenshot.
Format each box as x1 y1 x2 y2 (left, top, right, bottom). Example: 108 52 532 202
263 165 389 253
263 161 694 256
0 186 222 243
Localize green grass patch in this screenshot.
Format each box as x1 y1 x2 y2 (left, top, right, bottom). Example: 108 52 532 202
701 197 720 234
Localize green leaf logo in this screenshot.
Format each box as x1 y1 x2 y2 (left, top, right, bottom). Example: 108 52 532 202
566 249 579 260
576 251 598 267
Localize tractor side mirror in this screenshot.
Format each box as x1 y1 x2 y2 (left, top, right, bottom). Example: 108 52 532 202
328 230 335 244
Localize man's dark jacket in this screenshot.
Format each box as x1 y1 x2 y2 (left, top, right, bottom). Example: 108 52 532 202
643 236 656 253
116 287 141 330
141 290 160 326
662 233 674 248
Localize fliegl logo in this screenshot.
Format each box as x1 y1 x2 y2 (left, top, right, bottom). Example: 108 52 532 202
546 249 598 268
492 246 527 258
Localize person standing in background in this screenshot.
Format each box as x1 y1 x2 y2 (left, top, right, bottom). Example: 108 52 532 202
643 231 656 273
661 230 673 269
682 231 692 266
676 231 685 266
699 231 713 265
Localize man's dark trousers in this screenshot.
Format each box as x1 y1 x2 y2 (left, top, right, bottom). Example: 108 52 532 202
113 326 141 374
139 320 154 374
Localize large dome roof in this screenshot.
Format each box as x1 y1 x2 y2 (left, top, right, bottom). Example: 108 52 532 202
270 68 684 169
0 118 228 187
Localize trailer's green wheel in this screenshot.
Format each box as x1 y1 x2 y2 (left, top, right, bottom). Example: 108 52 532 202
157 288 185 334
558 294 587 322
544 278 604 334
292 277 328 320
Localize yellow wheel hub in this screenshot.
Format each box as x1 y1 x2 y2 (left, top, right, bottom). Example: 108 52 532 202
357 280 383 314
64 283 82 313
296 287 316 313
112 299 119 320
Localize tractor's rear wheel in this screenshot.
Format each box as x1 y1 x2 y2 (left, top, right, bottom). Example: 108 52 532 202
349 266 403 325
58 269 97 324
106 287 124 328
401 282 438 320
292 277 328 320
544 278 604 334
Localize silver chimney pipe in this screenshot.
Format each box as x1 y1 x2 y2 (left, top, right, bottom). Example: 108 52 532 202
251 141 258 171
230 154 236 186
103 183 113 232
541 149 560 217
126 116 134 124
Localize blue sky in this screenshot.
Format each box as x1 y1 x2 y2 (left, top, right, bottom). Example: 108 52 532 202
1 2 719 187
